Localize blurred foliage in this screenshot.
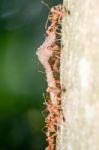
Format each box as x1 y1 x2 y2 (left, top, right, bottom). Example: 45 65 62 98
0 0 62 150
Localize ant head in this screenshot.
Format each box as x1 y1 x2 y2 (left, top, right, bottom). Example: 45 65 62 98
50 4 62 13
46 26 55 35
50 7 55 13
50 6 64 19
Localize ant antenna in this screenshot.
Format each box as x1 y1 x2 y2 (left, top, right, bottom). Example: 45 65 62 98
41 1 51 30
41 0 50 10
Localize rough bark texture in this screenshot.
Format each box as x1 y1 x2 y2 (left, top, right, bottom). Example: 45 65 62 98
56 0 99 150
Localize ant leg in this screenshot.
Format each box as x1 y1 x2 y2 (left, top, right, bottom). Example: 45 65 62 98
45 12 50 30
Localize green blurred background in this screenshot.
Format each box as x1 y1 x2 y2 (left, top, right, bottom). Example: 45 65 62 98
0 0 62 150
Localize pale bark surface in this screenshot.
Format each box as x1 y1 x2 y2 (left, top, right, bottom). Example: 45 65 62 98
56 0 99 150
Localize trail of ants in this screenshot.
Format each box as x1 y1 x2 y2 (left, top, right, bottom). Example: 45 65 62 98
36 3 69 150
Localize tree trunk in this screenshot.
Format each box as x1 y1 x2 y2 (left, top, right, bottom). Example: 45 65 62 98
56 0 99 149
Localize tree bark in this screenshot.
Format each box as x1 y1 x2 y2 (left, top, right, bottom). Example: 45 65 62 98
56 0 99 150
